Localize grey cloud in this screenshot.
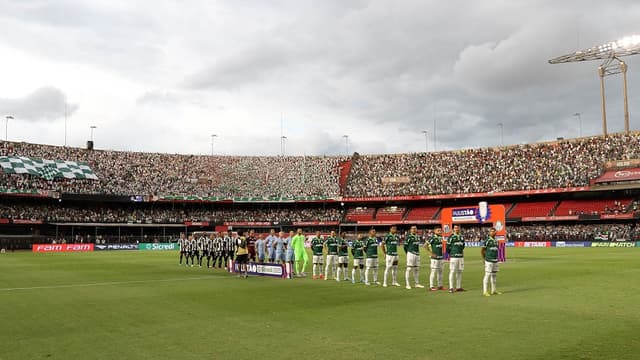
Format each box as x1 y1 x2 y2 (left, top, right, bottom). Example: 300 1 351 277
0 87 78 122
184 44 293 90
2 1 640 155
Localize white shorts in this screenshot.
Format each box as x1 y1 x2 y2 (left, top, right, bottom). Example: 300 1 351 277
326 255 338 265
365 258 378 268
354 258 364 267
338 256 349 264
406 253 420 267
385 255 399 267
430 259 444 270
484 261 499 273
313 255 324 264
450 257 464 271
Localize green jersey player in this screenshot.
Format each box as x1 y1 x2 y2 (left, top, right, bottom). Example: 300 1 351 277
363 229 380 285
324 231 339 281
427 227 445 291
311 231 325 280
481 228 501 296
404 226 424 289
351 235 365 284
447 225 466 293
382 226 401 287
337 232 350 282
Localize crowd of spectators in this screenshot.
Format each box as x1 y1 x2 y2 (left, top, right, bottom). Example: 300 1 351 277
346 133 640 196
2 133 640 198
0 203 343 224
0 142 344 198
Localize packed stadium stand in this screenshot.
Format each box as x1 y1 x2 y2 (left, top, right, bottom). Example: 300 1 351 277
2 132 640 248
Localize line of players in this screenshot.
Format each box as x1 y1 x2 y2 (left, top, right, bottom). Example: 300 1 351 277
177 232 235 269
306 224 501 295
177 224 501 296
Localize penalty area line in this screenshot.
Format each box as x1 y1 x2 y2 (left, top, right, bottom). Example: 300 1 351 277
0 275 230 292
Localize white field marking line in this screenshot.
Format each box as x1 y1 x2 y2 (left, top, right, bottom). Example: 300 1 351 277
0 275 230 292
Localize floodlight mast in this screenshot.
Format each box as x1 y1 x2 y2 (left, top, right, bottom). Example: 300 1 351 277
549 35 640 136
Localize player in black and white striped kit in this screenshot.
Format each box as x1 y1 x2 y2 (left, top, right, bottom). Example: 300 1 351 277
208 232 218 269
204 233 213 268
197 235 206 267
178 233 187 266
223 232 234 269
213 232 224 268
189 235 198 267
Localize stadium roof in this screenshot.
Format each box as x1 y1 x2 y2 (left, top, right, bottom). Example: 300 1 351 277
549 35 640 64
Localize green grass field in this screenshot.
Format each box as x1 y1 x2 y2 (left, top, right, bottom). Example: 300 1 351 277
1 248 639 360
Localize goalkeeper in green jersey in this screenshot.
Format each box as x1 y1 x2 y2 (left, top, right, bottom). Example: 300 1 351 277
381 226 401 287
481 227 501 296
291 228 308 277
447 225 466 293
404 226 424 289
427 227 445 291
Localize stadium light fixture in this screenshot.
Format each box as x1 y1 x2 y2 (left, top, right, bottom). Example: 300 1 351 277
421 130 428 152
210 134 218 156
89 125 97 142
573 113 582 137
549 34 640 136
281 135 287 156
5 115 13 142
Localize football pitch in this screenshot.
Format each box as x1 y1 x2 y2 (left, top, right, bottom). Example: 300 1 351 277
1 248 639 360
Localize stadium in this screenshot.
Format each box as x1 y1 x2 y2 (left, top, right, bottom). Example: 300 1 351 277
2 3 640 360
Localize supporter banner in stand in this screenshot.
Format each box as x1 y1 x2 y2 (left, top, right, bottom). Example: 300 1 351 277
156 195 334 203
230 261 290 278
381 176 411 184
0 218 9 224
138 243 178 251
94 244 138 251
591 242 636 248
32 243 94 252
604 159 640 170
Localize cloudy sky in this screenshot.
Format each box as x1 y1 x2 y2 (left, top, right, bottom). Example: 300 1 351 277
0 0 639 156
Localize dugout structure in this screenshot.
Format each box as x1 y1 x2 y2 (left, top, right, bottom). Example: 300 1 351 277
440 202 506 262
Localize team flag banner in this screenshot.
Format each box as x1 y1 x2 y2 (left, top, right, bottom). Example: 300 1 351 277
0 156 99 180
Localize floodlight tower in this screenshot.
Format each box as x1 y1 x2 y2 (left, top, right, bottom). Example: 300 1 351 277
549 35 640 136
